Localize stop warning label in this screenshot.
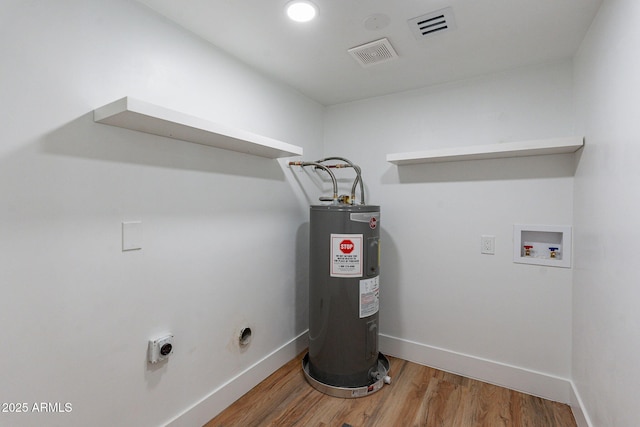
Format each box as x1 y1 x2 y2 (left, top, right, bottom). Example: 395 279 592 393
330 234 363 277
339 239 355 254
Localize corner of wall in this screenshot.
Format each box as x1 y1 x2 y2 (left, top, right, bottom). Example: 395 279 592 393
569 381 594 427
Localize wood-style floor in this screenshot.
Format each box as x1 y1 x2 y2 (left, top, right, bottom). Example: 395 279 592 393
205 352 577 427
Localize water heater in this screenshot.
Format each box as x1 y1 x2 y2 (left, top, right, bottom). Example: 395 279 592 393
290 158 390 398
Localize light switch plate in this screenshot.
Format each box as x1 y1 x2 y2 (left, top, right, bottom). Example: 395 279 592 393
122 221 142 251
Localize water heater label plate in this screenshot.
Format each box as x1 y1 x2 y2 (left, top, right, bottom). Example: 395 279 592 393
359 276 380 318
330 234 363 277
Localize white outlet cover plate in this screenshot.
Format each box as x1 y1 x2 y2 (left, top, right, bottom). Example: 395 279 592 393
481 235 495 255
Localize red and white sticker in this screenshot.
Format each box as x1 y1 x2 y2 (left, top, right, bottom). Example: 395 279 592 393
330 234 363 277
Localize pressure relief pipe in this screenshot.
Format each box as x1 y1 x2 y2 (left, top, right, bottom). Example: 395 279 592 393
288 161 339 204
315 157 365 205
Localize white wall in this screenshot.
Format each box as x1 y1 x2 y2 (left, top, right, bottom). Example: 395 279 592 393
0 1 322 426
7 0 633 424
324 61 576 390
573 0 640 425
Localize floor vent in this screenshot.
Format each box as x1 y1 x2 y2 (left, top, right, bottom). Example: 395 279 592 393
348 38 398 68
408 7 456 41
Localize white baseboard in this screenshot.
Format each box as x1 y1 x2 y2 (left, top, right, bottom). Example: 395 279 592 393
380 333 573 404
164 332 591 427
569 381 593 427
164 331 309 427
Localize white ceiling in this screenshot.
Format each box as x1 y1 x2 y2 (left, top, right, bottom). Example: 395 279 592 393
135 0 602 106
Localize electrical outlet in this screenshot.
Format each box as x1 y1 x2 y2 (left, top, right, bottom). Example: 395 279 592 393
148 334 174 364
481 235 495 255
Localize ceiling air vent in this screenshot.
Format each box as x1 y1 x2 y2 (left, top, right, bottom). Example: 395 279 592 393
348 38 398 68
408 7 456 41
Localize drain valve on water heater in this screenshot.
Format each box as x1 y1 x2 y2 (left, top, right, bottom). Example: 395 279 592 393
148 333 174 364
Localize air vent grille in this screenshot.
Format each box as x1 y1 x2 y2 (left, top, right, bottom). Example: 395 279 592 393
408 7 456 40
348 38 398 68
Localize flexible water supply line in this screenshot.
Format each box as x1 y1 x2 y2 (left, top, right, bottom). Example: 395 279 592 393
315 157 365 205
315 163 355 204
316 157 362 204
288 161 339 204
320 163 362 205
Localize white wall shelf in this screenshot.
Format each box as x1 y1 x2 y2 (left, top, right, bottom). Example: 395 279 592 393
94 97 303 159
386 137 584 165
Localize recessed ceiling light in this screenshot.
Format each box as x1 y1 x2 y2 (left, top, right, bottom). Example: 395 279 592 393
286 1 317 23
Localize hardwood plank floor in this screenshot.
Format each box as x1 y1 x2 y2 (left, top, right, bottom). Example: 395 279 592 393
205 352 576 427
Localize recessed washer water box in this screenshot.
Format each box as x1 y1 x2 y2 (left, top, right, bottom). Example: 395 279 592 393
513 225 572 268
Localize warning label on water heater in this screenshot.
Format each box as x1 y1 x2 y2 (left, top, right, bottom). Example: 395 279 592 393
360 276 379 318
330 233 363 277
